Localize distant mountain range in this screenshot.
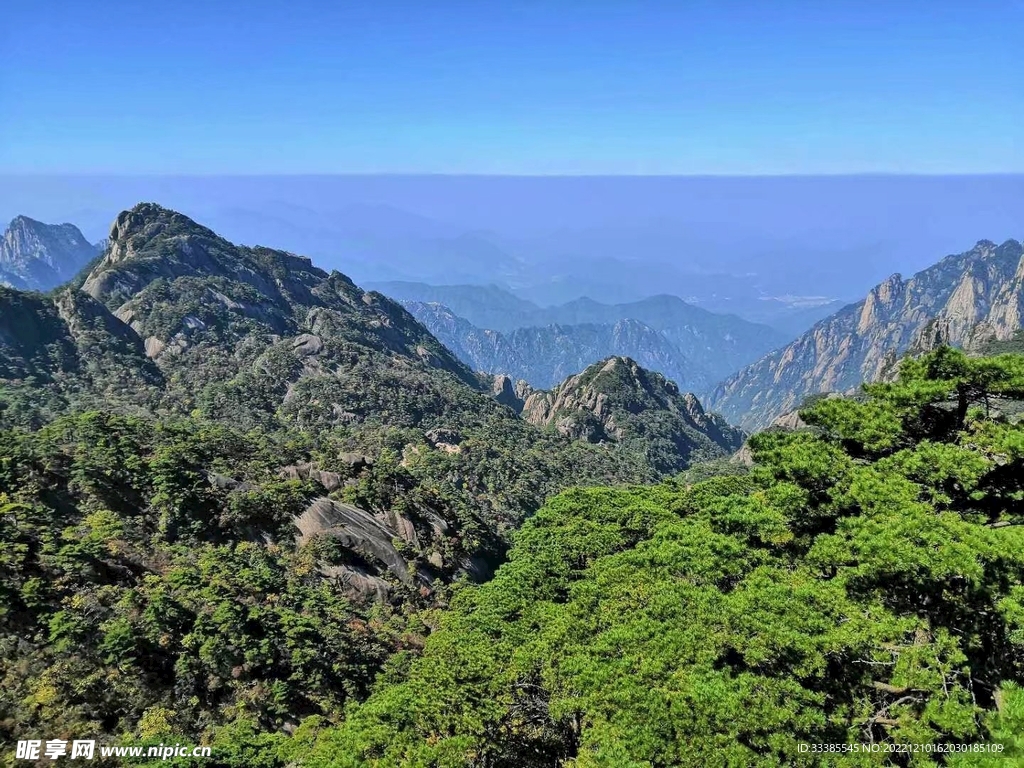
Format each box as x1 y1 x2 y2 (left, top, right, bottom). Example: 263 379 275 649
370 281 542 331
709 238 1024 430
373 281 789 386
11 175 1023 323
405 301 703 391
1 203 745 593
0 216 100 291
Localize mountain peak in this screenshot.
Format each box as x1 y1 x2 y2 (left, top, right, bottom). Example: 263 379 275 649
709 237 1024 430
584 355 651 387
8 214 45 229
85 202 310 307
73 202 478 391
0 215 98 291
519 355 743 471
6 214 89 243
108 203 219 254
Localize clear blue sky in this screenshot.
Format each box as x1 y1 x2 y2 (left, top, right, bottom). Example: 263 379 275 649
2 0 1021 174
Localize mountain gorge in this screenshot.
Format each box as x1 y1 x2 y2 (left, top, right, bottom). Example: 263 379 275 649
406 300 704 390
4 202 1024 766
709 237 1024 430
0 215 100 291
386 282 788 392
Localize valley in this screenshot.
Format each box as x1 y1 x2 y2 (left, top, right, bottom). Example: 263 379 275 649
2 202 1023 766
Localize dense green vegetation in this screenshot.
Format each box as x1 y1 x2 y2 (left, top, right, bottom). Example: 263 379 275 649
5 202 1024 766
0 414 391 751
0 207 737 768
0 403 668 760
5 341 1024 765
980 330 1024 357
274 347 1024 766
0 406 661 759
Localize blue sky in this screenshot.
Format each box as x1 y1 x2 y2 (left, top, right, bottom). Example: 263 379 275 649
1 0 1021 174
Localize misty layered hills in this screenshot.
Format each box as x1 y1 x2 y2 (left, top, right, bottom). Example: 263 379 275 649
405 300 705 391
0 203 745 596
19 175 1024 317
368 281 542 330
0 215 100 291
709 238 1024 430
375 281 788 385
537 295 787 382
744 297 847 337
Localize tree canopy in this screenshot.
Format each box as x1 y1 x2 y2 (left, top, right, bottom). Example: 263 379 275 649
287 348 1024 767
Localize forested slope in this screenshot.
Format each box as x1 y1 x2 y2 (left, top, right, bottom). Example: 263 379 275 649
287 348 1024 767
0 204 744 766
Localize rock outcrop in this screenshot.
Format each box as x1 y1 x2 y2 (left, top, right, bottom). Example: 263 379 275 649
708 239 1024 430
516 356 744 473
0 216 99 291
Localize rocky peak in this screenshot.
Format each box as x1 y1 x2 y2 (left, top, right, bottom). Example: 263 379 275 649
70 202 480 397
109 202 213 241
0 216 99 291
101 203 228 269
82 203 330 314
709 237 1024 430
520 356 743 469
490 374 522 411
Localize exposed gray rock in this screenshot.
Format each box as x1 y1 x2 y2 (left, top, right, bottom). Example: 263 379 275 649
424 427 461 447
709 239 1024 430
0 216 99 291
519 356 744 473
278 462 344 493
338 452 373 470
295 498 423 595
491 374 521 411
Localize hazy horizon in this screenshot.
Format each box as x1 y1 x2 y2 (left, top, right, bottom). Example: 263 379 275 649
4 1 1021 324
2 174 1021 313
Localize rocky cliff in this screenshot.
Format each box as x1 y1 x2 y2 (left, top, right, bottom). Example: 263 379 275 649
509 356 743 473
405 299 705 390
708 238 1024 430
0 215 99 291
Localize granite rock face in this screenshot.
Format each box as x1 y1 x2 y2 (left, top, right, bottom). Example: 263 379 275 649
513 355 744 473
708 239 1024 431
0 216 99 291
404 300 709 392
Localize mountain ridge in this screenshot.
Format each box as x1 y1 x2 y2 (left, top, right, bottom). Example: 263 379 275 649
405 299 706 391
0 214 99 291
387 283 787 386
1 203 743 594
708 237 1024 430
